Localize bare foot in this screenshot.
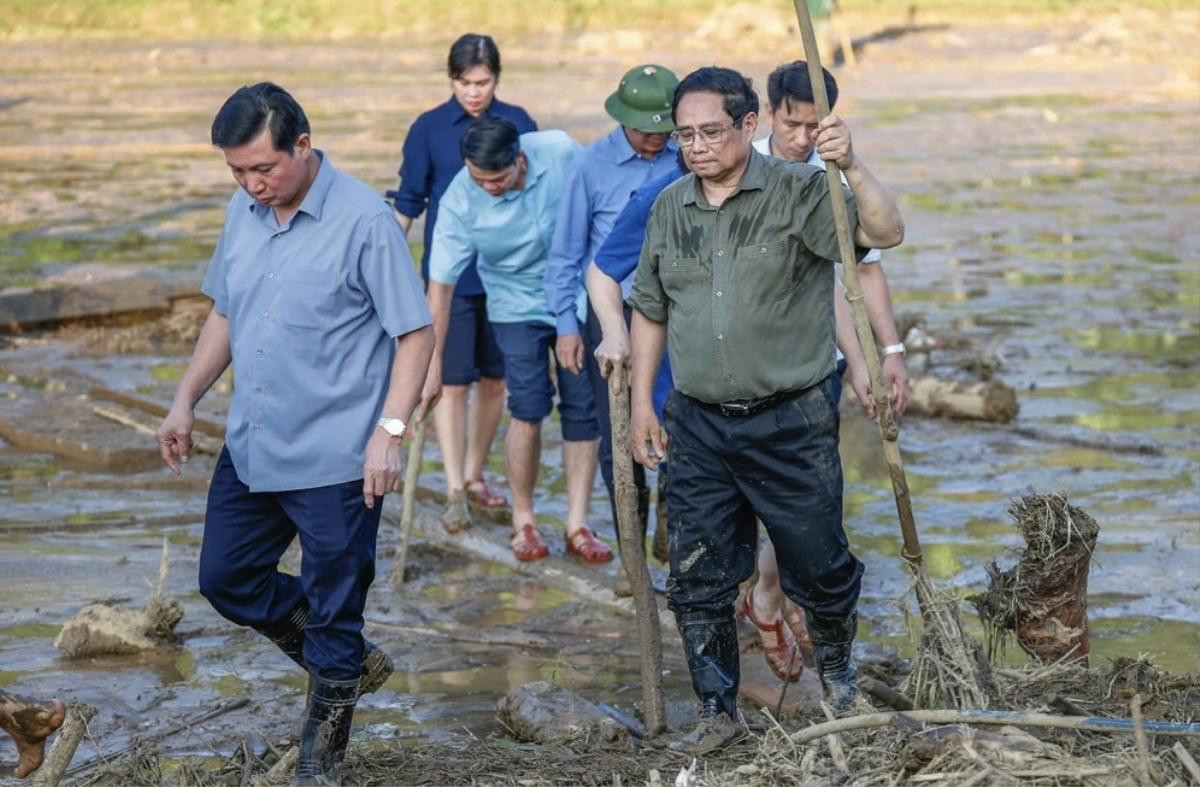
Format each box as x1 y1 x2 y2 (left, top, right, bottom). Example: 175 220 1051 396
1 691 67 778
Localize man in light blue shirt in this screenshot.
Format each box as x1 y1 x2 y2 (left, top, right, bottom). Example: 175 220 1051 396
155 83 432 785
423 118 612 567
543 64 680 588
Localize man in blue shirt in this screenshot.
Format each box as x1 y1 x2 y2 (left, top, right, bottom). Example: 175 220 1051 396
543 64 680 589
155 83 433 784
422 118 612 566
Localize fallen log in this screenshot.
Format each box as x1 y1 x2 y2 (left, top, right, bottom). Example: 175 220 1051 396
907 375 1019 423
497 682 629 747
970 494 1099 665
0 270 200 334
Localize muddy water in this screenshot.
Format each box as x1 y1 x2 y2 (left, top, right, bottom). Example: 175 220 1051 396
1 21 1198 776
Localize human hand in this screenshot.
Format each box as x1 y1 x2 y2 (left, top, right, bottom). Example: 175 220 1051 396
419 361 443 415
362 428 404 509
156 404 194 474
846 361 876 422
814 113 855 171
630 401 667 471
555 333 585 376
593 330 630 380
883 353 910 416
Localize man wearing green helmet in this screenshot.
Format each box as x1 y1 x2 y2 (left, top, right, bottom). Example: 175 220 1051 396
544 64 682 582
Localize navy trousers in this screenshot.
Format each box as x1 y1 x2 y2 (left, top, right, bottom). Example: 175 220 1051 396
198 448 382 681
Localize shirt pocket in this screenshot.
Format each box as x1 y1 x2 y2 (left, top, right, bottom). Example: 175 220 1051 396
659 256 709 317
278 268 342 331
735 239 794 306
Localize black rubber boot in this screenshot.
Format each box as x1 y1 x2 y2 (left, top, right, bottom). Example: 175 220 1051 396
294 674 359 786
805 609 860 711
676 611 740 720
257 604 393 696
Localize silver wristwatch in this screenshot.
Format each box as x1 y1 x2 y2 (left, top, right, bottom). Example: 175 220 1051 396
881 342 907 358
376 417 407 439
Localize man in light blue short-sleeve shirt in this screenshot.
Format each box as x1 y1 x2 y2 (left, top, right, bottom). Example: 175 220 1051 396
423 119 613 568
155 83 432 785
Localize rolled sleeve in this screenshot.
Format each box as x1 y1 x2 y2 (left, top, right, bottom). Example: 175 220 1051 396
627 209 668 324
359 212 432 338
545 164 593 336
388 119 432 219
427 194 474 287
797 171 866 264
595 187 653 285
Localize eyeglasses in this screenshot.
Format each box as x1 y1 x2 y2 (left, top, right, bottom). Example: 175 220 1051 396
672 119 745 147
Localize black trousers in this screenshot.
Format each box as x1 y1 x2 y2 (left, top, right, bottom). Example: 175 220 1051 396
584 302 649 540
663 377 863 621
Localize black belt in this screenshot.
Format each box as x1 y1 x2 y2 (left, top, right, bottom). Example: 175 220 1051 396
698 389 797 418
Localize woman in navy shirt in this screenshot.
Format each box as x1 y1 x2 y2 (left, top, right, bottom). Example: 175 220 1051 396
388 34 536 532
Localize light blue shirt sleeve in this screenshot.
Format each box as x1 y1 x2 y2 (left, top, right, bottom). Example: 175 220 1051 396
201 198 237 315
544 159 594 336
357 211 432 338
427 184 476 288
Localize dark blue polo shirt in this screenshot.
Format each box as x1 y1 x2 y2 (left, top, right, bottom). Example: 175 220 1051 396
387 96 537 296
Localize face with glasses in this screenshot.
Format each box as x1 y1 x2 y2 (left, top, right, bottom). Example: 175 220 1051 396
672 91 757 182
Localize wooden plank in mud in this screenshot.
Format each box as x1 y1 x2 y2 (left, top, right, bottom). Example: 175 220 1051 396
0 271 202 334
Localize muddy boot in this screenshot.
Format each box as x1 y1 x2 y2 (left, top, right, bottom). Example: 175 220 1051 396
670 695 746 755
671 611 742 753
258 605 393 697
806 609 860 712
294 674 359 786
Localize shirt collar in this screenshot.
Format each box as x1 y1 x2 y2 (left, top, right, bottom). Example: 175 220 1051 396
609 125 678 164
681 147 767 208
248 150 334 223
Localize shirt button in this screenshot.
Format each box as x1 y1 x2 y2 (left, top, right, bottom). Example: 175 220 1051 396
716 291 723 298
255 387 263 393
717 333 724 340
266 272 275 279
760 247 767 254
256 348 264 355
716 249 724 256
672 261 678 267
261 311 269 318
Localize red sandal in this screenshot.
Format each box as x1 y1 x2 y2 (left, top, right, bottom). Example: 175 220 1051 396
465 477 508 509
565 527 614 564
740 586 804 682
511 523 549 562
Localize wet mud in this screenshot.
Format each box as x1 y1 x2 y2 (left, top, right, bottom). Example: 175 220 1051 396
1 7 1198 783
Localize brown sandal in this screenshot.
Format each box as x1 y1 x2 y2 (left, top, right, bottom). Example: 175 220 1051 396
511 523 549 562
740 586 803 682
565 527 614 564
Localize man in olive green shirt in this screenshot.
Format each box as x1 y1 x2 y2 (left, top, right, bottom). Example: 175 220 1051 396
628 66 903 753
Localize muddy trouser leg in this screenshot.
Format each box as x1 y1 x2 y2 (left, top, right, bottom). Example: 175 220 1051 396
584 302 649 557
662 392 759 718
729 377 864 702
198 447 308 641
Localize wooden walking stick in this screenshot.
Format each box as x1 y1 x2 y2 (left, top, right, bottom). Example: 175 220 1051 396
791 0 924 582
790 2 994 712
606 358 666 736
390 404 428 585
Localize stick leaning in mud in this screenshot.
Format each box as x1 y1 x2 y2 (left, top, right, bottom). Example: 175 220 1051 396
792 0 992 710
391 403 428 585
604 358 666 736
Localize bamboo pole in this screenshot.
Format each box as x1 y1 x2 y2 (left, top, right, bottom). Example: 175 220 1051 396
607 360 666 736
31 702 96 787
791 0 925 581
390 406 428 585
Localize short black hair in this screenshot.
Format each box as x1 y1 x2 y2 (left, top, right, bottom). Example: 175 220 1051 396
460 116 520 171
448 33 502 80
211 82 310 152
766 61 839 112
671 66 759 126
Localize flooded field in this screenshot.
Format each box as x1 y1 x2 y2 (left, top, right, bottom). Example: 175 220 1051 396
1 8 1198 782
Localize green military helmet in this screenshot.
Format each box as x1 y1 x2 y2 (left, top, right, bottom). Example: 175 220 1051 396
605 64 679 134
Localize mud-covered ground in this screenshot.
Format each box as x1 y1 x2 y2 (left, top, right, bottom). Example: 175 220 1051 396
1 5 1198 784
